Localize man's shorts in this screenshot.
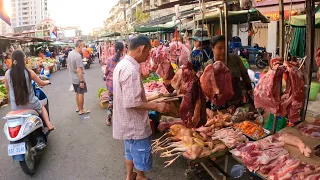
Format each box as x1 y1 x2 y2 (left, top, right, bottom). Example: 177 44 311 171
124 136 152 171
73 83 88 94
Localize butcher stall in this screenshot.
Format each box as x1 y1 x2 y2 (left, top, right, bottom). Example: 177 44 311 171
124 0 320 179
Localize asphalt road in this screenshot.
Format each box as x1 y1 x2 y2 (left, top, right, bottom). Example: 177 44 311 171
0 62 188 180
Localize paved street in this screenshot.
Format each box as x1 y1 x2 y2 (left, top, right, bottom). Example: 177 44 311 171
0 62 187 180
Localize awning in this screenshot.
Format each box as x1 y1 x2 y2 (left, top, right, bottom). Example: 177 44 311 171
198 8 270 24
51 41 68 46
100 32 121 37
134 22 177 33
290 13 320 27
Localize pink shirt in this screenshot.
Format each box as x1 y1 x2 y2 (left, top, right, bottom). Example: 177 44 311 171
112 55 152 140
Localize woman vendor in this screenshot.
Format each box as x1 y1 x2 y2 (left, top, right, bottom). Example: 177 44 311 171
209 35 253 109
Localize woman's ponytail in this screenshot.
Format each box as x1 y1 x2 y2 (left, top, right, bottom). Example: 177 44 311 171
114 42 124 62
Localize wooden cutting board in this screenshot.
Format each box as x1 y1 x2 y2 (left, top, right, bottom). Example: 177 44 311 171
279 126 320 166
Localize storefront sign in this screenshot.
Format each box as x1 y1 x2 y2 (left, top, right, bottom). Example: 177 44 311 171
256 0 305 7
263 10 298 21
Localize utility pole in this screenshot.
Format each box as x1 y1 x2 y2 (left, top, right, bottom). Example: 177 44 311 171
279 0 285 58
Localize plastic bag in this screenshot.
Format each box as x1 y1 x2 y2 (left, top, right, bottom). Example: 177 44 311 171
69 84 74 92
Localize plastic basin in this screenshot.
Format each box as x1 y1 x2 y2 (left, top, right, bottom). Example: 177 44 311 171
309 82 320 101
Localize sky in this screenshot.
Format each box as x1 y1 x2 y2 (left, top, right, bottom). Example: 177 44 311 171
47 0 118 34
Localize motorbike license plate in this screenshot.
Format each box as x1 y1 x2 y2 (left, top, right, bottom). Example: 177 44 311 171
83 62 87 65
8 142 26 156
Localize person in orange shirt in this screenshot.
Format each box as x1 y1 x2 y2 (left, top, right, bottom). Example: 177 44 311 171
5 54 12 69
82 48 90 59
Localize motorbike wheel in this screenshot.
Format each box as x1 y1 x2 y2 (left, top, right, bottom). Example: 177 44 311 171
19 138 36 175
85 64 90 69
256 57 267 69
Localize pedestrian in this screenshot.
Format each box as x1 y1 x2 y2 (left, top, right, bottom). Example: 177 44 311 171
68 40 90 115
105 42 124 126
112 35 170 180
189 29 213 72
4 50 54 130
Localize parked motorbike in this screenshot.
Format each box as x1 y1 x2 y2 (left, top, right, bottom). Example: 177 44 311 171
255 45 272 69
3 81 51 175
59 54 67 68
83 58 91 69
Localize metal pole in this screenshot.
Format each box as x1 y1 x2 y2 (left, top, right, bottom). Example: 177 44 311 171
224 1 228 66
279 0 285 58
219 8 224 35
302 0 315 122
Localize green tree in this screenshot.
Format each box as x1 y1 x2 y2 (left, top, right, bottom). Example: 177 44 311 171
135 7 150 24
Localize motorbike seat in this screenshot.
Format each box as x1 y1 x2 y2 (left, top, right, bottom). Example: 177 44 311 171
6 109 39 116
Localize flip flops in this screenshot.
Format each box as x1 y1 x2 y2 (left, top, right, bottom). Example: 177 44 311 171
79 109 91 115
130 172 137 180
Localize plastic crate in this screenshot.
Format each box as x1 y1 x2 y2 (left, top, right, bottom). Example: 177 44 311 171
264 114 287 132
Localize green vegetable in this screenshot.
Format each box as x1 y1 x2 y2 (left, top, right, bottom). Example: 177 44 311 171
143 76 160 83
98 88 107 98
0 85 7 95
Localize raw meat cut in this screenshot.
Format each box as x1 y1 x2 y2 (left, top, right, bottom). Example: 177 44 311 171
151 45 175 81
210 128 248 148
283 61 304 123
171 69 184 94
242 147 289 172
259 155 289 174
273 132 312 157
200 64 219 100
156 61 175 80
200 62 234 106
254 58 304 123
316 48 320 67
254 59 286 114
299 124 320 140
158 120 184 132
291 163 316 180
169 41 190 67
179 63 207 128
305 173 320 180
268 157 301 180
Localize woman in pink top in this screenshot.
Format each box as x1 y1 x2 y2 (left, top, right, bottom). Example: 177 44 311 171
105 42 124 126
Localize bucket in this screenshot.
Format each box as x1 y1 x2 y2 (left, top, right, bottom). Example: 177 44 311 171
309 82 320 101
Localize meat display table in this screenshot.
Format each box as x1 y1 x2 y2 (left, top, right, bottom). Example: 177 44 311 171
184 149 230 180
232 155 268 180
279 125 320 166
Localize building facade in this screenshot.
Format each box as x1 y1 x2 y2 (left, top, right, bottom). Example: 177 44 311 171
10 0 48 33
0 20 14 35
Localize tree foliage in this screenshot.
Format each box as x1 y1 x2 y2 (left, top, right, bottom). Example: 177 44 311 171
135 7 150 24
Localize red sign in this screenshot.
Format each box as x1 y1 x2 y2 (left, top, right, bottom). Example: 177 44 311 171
256 0 305 7
263 10 298 21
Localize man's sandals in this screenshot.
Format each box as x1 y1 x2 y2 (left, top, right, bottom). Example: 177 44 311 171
79 109 91 115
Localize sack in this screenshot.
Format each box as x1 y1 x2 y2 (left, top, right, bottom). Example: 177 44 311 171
69 84 74 92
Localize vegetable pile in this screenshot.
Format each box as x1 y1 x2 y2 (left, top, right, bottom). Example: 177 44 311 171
98 88 107 98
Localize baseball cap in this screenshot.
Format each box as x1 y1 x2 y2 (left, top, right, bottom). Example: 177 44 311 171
189 29 210 42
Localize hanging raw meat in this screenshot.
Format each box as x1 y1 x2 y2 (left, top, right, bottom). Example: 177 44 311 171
200 61 234 106
254 58 285 114
254 58 304 123
316 48 320 82
179 62 206 128
169 41 190 67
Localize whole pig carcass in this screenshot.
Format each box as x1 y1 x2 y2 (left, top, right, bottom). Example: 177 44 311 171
180 62 207 128
200 61 234 106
